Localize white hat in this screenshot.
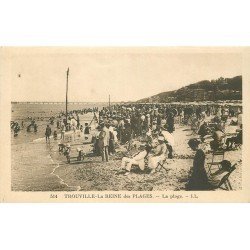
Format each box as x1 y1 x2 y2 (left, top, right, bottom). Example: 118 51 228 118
158 136 165 141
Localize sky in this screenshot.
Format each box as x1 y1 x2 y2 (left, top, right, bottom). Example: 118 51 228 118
10 48 242 102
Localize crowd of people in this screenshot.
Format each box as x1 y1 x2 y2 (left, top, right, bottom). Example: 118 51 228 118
90 102 242 190
11 107 98 139
11 102 243 190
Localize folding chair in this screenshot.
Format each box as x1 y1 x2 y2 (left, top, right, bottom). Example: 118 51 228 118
156 156 168 173
191 122 200 135
233 143 242 150
214 164 236 190
207 150 225 175
230 136 242 151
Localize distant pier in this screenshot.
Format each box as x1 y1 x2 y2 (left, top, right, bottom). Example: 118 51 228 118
11 101 103 105
11 102 121 106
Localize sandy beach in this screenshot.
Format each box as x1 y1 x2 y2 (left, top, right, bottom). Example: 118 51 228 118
10 100 242 192
51 123 242 192
11 111 242 192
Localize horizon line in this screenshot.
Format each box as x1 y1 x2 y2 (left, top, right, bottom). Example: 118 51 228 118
11 101 131 103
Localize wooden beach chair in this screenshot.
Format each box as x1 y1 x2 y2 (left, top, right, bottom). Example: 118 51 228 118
213 164 236 190
225 132 242 150
207 150 225 175
156 155 168 173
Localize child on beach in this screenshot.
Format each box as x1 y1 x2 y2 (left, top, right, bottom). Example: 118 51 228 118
84 123 90 134
53 130 58 140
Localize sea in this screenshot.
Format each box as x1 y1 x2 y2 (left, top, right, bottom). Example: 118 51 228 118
11 102 106 191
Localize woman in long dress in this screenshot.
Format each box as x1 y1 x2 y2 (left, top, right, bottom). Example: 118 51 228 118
121 144 152 175
186 139 210 190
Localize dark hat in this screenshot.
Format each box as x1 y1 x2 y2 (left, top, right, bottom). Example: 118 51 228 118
220 160 232 172
188 138 201 148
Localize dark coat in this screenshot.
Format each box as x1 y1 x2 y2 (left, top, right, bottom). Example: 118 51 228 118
186 149 210 190
45 127 52 136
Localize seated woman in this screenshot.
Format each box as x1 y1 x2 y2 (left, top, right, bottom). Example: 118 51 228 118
148 136 167 174
160 128 174 159
226 124 242 150
121 144 152 176
210 125 225 151
186 138 210 190
198 122 210 142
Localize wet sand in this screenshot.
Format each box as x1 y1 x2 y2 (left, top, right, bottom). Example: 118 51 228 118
11 142 69 191
11 112 96 191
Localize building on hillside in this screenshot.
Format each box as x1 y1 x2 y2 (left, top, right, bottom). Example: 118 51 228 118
192 89 206 101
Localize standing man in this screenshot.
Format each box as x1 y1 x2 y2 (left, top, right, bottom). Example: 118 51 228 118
166 111 175 133
98 123 109 162
108 125 116 155
45 125 52 143
76 114 80 129
103 123 110 161
60 123 65 140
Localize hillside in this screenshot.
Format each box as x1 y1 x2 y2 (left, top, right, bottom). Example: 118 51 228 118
138 75 242 103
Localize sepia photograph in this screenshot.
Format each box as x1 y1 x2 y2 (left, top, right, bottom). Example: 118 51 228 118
5 48 244 197
1 2 250 250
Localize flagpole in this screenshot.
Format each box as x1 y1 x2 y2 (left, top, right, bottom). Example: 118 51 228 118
109 94 111 111
66 68 69 124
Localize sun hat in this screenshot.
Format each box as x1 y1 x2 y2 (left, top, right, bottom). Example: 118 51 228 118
158 136 165 141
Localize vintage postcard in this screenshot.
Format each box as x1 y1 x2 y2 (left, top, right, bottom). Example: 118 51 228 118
0 47 249 202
